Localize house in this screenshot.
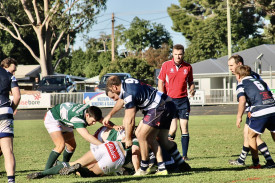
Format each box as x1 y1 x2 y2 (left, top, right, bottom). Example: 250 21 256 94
192 44 275 103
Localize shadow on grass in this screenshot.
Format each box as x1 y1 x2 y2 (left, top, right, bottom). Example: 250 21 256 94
192 166 246 172
72 173 191 183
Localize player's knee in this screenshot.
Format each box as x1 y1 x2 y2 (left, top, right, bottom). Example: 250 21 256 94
54 142 66 153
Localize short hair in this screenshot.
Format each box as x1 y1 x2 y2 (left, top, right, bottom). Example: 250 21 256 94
173 44 184 53
86 106 102 121
106 75 122 89
228 54 244 65
235 65 251 78
105 87 112 96
1 58 18 68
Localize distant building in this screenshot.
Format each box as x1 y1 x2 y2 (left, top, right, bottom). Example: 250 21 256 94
192 44 275 103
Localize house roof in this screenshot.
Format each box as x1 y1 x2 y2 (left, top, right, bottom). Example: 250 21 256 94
15 65 41 80
192 44 275 75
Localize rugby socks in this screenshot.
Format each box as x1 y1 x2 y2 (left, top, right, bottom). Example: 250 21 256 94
7 176 15 183
237 146 250 164
258 143 274 164
181 134 189 157
140 160 149 171
168 143 185 165
63 147 74 162
42 162 69 175
157 162 166 172
252 157 260 166
149 151 156 165
44 150 60 170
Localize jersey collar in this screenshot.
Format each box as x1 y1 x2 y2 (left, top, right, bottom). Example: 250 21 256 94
172 58 185 67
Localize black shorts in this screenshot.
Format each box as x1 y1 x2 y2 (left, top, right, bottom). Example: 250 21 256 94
172 97 190 120
142 101 176 129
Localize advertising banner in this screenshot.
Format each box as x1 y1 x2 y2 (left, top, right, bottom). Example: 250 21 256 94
83 92 116 107
12 93 51 109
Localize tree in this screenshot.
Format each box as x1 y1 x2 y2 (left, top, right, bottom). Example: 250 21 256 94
0 0 107 76
122 17 173 54
144 43 171 68
168 0 266 63
101 56 155 85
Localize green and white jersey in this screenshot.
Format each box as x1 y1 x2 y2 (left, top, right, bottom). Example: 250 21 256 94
50 102 89 129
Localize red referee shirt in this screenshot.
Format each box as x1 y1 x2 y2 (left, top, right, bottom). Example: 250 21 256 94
158 59 193 98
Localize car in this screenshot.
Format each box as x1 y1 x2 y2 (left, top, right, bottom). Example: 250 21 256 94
95 73 132 92
37 75 76 93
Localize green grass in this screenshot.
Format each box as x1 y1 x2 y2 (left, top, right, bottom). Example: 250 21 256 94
1 115 275 183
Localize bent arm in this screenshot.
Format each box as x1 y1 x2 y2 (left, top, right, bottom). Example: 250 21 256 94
102 99 124 126
76 128 102 145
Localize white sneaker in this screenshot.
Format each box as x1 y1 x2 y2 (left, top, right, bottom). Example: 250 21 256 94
134 168 148 176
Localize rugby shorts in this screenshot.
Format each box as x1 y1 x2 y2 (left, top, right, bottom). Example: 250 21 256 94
172 97 190 120
44 111 73 133
249 115 275 134
0 119 14 138
142 101 176 129
90 141 125 174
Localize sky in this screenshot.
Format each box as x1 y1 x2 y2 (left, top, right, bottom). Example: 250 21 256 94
73 0 187 51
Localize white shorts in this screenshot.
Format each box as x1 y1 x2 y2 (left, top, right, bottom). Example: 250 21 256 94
0 119 14 138
44 111 73 133
90 141 125 174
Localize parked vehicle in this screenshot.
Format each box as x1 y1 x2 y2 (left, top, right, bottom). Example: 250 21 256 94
37 75 76 93
95 73 131 92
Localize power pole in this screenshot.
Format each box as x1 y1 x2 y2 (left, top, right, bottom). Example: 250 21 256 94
111 13 115 61
227 0 233 101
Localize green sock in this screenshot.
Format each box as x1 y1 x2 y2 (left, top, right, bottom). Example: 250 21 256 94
45 150 60 170
42 162 69 176
63 148 74 162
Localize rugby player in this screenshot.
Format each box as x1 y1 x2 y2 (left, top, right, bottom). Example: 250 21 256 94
228 55 275 168
103 76 191 175
43 103 119 171
235 65 275 168
0 58 21 183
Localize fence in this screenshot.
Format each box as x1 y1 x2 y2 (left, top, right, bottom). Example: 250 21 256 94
206 89 238 104
16 89 240 109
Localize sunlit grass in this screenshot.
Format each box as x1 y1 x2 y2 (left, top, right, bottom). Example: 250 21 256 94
1 115 275 182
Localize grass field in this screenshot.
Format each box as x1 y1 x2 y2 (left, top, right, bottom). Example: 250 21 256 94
1 115 275 183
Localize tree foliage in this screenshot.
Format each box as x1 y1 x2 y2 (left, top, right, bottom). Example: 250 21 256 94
144 43 171 68
168 0 271 63
0 0 107 76
100 57 155 85
122 17 173 53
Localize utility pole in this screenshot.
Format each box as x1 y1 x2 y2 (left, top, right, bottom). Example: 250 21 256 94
227 0 233 101
111 13 115 61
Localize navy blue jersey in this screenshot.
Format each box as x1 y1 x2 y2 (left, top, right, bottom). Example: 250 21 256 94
236 76 275 117
250 71 261 80
0 67 19 120
120 78 164 111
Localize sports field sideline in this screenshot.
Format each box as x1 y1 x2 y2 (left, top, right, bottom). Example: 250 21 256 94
1 113 275 183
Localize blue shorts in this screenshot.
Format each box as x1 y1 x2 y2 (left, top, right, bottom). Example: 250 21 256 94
171 97 190 120
249 115 275 134
142 101 176 129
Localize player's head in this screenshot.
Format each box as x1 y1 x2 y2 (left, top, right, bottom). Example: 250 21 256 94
228 55 244 75
172 44 184 66
235 65 251 81
1 58 18 75
106 76 121 101
85 106 102 126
